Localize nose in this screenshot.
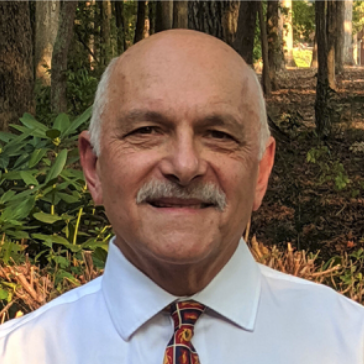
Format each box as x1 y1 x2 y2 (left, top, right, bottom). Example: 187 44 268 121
159 131 207 186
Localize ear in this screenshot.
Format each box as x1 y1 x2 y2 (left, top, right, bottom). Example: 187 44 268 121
252 136 276 211
79 131 103 205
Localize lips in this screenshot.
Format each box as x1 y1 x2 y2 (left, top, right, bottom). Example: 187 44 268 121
147 198 214 209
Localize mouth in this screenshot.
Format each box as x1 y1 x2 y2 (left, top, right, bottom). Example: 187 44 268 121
146 198 214 209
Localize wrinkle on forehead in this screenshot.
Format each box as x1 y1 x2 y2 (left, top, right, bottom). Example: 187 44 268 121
104 29 262 133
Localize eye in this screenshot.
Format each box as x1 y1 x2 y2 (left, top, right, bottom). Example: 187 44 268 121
129 126 158 135
207 130 234 140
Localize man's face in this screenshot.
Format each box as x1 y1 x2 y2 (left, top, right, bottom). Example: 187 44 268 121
80 35 275 269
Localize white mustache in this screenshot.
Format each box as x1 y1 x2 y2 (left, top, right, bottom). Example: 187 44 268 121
136 180 227 211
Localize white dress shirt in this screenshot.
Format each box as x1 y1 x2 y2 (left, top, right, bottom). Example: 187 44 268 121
0 237 364 363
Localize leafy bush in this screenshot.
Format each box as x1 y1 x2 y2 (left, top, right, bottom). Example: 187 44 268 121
306 146 350 190
0 109 111 304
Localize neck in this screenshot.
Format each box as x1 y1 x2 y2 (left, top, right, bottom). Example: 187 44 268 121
114 237 239 296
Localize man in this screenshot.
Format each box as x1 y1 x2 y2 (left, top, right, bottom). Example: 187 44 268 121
1 29 363 363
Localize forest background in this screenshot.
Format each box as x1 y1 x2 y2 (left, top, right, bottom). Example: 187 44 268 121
1 0 364 322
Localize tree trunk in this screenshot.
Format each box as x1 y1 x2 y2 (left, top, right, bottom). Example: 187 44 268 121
335 0 344 73
267 0 284 89
115 0 127 54
88 0 96 67
258 1 271 96
51 1 77 114
0 1 34 131
233 1 258 65
353 32 358 65
134 1 147 43
315 0 331 137
326 0 336 89
35 0 60 86
188 1 225 41
282 0 296 67
173 1 188 29
155 1 173 32
221 1 240 46
311 35 318 67
343 0 353 65
149 2 156 35
100 0 112 66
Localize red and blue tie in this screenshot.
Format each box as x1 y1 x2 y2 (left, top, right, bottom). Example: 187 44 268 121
164 301 206 364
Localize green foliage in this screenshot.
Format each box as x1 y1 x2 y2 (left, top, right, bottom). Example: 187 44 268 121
306 146 350 190
0 109 111 272
35 69 98 125
293 49 312 68
325 248 364 297
353 1 364 33
292 0 315 43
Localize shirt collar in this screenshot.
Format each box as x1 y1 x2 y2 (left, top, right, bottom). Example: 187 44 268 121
102 237 261 340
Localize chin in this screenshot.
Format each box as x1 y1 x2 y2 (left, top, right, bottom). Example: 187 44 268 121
147 232 218 265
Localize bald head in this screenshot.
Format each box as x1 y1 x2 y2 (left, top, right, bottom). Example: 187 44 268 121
89 29 269 158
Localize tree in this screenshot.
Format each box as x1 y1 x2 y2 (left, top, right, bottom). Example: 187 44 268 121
311 35 318 67
258 1 271 96
335 0 344 73
343 0 354 65
315 0 331 137
173 1 188 29
233 1 258 65
100 0 112 66
221 1 240 46
155 1 173 32
0 1 34 131
326 0 336 89
51 1 78 114
267 0 284 89
282 0 296 67
134 1 147 43
149 1 156 35
188 1 225 41
115 0 127 53
35 0 60 86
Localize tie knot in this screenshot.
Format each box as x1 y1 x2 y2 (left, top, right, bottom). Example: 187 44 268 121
170 301 205 335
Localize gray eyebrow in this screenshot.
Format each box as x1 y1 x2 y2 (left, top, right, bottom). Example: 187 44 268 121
119 108 244 135
122 109 171 126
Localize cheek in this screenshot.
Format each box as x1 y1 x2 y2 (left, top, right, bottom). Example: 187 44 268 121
99 149 161 199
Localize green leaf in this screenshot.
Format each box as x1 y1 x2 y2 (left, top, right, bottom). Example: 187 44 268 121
32 233 53 245
33 212 63 224
0 190 16 204
0 289 8 300
29 148 47 168
45 149 68 184
20 171 39 186
57 192 80 204
93 247 108 263
0 156 9 170
11 124 46 139
46 129 61 139
19 113 48 132
1 196 35 222
13 153 30 169
53 113 71 133
5 230 30 239
55 270 79 285
3 128 32 154
0 132 14 143
63 106 92 137
1 171 22 180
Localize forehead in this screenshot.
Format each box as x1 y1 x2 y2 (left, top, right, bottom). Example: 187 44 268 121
106 41 261 129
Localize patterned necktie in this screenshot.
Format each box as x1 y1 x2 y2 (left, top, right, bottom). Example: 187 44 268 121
164 300 206 364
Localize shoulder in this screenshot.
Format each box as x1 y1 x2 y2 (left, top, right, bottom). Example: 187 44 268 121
0 276 103 339
258 263 364 318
